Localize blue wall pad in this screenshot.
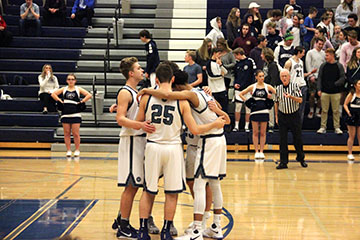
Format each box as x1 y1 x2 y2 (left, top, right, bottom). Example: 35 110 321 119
6 26 87 38
0 113 59 127
1 86 40 97
9 37 84 49
0 73 67 85
0 128 55 141
0 48 81 61
0 100 43 112
0 60 76 72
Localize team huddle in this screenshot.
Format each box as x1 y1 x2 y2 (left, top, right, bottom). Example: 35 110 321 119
113 57 230 240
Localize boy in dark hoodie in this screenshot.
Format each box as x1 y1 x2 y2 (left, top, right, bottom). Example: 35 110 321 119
266 21 282 51
232 23 257 56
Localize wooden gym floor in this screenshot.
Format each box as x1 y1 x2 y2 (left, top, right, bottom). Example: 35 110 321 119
1 150 360 240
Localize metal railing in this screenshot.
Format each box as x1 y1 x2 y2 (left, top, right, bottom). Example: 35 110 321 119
103 26 111 98
114 7 120 47
92 76 98 126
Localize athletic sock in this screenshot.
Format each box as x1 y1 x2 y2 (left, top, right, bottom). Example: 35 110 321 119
235 121 239 129
213 214 221 225
140 218 148 230
245 122 249 129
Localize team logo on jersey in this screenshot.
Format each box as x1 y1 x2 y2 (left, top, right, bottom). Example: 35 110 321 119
67 92 77 99
244 65 248 70
246 41 251 45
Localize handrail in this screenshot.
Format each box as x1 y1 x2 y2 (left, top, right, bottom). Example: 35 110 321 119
92 76 98 126
106 26 111 70
103 53 108 98
114 8 119 47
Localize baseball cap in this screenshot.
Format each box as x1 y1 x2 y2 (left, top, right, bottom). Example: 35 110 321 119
249 2 260 8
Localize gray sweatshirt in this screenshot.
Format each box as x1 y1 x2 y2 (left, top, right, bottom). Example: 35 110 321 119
305 48 326 79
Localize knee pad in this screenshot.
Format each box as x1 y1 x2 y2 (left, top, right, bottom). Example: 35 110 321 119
235 102 243 112
209 180 223 210
193 178 208 215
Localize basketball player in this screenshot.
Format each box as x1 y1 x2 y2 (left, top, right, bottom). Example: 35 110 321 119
135 64 226 240
138 70 230 240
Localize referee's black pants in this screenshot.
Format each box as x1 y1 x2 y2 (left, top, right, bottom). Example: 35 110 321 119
278 111 305 164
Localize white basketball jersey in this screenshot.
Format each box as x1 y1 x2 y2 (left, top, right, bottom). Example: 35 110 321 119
289 58 306 87
119 85 144 137
145 96 183 144
190 88 223 136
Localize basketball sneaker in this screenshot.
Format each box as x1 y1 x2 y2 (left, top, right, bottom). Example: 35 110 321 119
203 223 223 239
170 222 178 236
74 150 80 157
116 223 137 239
112 218 120 231
161 228 174 240
148 215 160 234
137 227 151 240
176 228 203 240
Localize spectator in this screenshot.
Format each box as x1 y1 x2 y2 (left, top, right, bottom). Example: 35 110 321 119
217 38 236 90
317 13 333 40
70 0 94 28
242 13 258 38
303 6 318 50
343 78 360 162
19 0 41 36
288 13 307 47
249 34 267 70
232 23 257 56
233 47 256 132
344 14 360 41
184 50 203 87
266 21 282 51
51 74 92 157
306 38 326 119
317 48 345 135
139 29 160 87
226 7 241 47
262 47 280 132
206 48 228 113
206 17 224 48
287 0 303 16
38 64 59 114
43 0 66 26
261 9 282 37
245 2 262 33
346 47 360 89
335 0 358 29
310 27 334 50
332 26 346 50
336 29 348 59
326 8 336 29
279 5 294 36
195 38 212 87
0 15 12 46
239 70 276 160
340 30 360 71
274 31 294 68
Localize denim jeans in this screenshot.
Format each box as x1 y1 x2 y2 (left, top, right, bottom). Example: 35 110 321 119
19 19 41 36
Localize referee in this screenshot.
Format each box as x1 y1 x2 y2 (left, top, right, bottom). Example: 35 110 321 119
275 69 308 169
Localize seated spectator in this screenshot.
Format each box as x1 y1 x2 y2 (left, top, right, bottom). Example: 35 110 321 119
249 35 267 69
346 47 360 89
19 0 41 36
71 0 95 28
217 38 236 90
335 0 358 29
184 50 202 87
344 14 360 41
287 0 303 15
317 13 333 41
288 13 307 47
279 5 294 36
310 27 334 50
206 17 224 48
232 23 257 56
242 13 258 38
261 9 282 37
0 15 12 46
266 21 282 51
340 30 360 70
43 0 66 26
303 6 318 50
274 31 294 68
226 7 241 47
38 64 59 113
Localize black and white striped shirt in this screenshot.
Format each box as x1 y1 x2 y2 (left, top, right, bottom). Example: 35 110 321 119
275 82 302 114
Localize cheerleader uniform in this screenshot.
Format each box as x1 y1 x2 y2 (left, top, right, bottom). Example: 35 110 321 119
61 86 82 124
346 94 360 126
250 83 270 122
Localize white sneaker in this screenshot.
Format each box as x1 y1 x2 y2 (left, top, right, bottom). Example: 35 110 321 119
335 128 343 135
203 223 223 239
317 128 326 134
348 154 355 161
259 152 265 159
245 127 250 133
232 127 239 132
66 151 72 157
176 228 203 240
307 111 314 119
254 152 260 159
74 150 80 157
184 222 194 235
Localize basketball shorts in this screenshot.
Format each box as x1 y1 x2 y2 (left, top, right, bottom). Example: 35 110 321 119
234 90 251 114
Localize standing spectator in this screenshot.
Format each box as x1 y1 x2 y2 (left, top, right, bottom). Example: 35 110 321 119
287 0 303 15
274 31 294 68
343 78 360 162
70 0 94 28
336 29 348 59
206 17 224 48
266 21 282 51
262 47 280 132
226 8 241 47
317 48 346 134
340 30 360 71
232 24 257 56
332 27 346 50
184 50 203 87
317 13 333 41
139 29 160 87
242 13 258 38
38 64 59 114
19 0 41 37
346 47 360 89
288 13 307 47
0 15 12 46
245 2 262 33
43 0 66 26
249 34 267 70
279 5 294 36
195 38 212 87
217 38 236 90
239 70 276 160
261 9 282 37
51 74 92 157
306 38 326 118
326 8 336 30
275 69 307 169
284 46 316 125
233 47 256 132
335 0 358 29
310 28 334 50
206 48 228 113
303 6 318 50
344 14 360 41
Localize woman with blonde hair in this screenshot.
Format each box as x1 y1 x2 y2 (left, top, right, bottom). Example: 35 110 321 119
280 4 294 36
51 74 92 157
346 47 360 89
217 38 236 90
226 7 241 47
335 0 358 29
195 38 213 86
38 64 59 114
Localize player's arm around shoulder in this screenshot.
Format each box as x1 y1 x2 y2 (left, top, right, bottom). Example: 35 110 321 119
135 94 155 133
208 100 231 124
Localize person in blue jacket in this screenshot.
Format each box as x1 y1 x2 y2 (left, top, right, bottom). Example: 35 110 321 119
71 0 95 27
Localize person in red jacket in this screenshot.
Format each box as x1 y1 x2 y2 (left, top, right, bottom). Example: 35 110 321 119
0 15 12 46
232 23 257 56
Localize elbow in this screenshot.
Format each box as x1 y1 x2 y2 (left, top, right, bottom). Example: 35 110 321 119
189 127 200 136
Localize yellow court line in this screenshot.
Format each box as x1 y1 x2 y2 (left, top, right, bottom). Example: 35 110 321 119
59 200 96 238
3 199 59 240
